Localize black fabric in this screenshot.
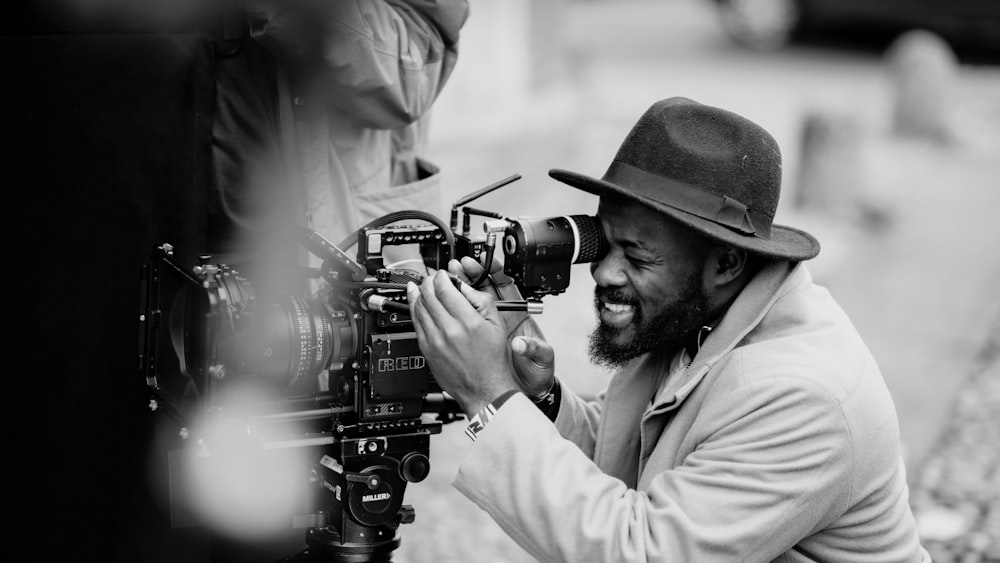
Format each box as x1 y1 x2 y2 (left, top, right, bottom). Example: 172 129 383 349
208 35 294 262
610 96 783 219
2 29 219 562
603 161 773 238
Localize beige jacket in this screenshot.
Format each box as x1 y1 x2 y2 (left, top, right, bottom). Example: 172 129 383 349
455 261 930 562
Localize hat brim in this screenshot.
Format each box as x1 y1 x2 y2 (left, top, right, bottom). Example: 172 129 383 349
549 169 820 261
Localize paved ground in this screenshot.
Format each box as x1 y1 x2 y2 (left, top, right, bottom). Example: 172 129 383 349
910 324 1000 562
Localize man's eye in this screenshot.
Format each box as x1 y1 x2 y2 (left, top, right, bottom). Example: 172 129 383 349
626 255 648 266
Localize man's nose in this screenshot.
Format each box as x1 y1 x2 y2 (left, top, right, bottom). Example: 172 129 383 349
590 252 627 287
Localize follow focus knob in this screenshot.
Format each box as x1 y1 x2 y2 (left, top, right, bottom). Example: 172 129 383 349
399 452 430 483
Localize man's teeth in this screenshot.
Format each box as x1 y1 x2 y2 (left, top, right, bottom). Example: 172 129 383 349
604 303 633 313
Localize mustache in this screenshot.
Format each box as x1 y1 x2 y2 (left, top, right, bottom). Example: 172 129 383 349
594 286 639 307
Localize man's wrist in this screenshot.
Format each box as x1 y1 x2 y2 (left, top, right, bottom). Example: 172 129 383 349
530 378 556 403
530 378 561 421
464 389 519 442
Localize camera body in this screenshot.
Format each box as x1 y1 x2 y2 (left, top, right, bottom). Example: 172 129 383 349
138 188 607 559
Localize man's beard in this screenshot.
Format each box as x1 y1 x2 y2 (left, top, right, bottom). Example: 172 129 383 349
588 273 713 369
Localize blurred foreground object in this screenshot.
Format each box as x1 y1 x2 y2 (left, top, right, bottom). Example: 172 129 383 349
709 0 1000 54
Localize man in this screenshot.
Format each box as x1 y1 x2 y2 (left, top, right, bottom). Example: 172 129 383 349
406 97 930 561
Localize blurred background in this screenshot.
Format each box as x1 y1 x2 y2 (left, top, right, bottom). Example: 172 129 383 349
402 0 1000 561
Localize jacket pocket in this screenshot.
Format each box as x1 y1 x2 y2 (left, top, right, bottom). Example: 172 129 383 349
352 157 446 224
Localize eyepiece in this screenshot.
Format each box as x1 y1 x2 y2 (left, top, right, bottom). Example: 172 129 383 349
566 215 607 264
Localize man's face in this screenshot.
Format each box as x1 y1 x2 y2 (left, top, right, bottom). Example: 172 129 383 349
588 197 714 368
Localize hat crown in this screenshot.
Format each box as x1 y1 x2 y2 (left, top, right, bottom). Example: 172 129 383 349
609 97 782 220
548 96 819 261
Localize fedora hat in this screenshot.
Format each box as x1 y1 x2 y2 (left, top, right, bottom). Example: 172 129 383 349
550 97 820 261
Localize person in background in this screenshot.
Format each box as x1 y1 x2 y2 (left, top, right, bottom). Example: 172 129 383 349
211 0 469 277
204 2 469 560
407 97 930 562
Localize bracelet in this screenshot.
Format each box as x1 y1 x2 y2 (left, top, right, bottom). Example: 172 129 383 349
465 389 518 442
531 379 557 406
531 379 561 421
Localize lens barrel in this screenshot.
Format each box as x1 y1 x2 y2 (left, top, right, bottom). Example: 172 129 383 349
199 268 353 393
502 214 607 297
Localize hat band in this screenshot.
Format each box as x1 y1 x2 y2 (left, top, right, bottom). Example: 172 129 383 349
603 161 772 239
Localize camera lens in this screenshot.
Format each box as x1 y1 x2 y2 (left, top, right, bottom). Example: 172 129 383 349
254 296 335 388
201 269 352 392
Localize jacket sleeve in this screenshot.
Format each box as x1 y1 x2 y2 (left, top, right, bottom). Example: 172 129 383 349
552 385 604 458
453 365 856 563
251 0 469 129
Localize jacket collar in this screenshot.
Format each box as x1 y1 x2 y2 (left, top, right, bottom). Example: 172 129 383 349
640 260 811 417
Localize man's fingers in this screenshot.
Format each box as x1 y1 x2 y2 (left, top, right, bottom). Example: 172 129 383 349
482 254 505 275
458 279 499 317
459 256 487 279
414 276 460 336
431 270 484 324
510 336 555 365
447 259 473 284
406 282 434 337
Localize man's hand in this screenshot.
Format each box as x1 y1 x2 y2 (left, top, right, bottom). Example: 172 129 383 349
406 271 518 417
446 256 514 298
447 257 556 397
509 335 555 397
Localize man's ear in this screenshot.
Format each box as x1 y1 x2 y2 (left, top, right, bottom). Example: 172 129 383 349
708 246 748 287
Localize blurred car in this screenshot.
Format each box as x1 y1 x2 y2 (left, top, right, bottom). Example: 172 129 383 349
710 0 1000 53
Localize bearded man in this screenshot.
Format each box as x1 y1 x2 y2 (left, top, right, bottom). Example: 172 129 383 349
406 97 930 562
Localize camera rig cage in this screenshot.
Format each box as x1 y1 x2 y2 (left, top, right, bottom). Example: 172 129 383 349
138 174 607 562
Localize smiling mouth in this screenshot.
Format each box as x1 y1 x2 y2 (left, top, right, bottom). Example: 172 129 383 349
599 300 636 329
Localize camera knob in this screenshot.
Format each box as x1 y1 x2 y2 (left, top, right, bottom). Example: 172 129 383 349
398 505 416 525
399 452 430 483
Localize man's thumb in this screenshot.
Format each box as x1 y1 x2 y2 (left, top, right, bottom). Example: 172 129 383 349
510 336 554 365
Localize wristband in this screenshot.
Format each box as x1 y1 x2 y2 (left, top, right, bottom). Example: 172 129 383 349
465 390 518 442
